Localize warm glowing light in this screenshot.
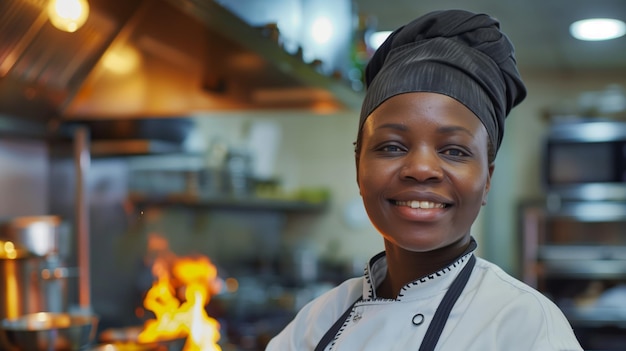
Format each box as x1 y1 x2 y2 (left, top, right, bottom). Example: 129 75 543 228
1 241 17 259
5 259 18 318
102 46 141 75
570 18 626 41
311 17 333 44
3 241 15 252
139 234 222 351
47 0 90 33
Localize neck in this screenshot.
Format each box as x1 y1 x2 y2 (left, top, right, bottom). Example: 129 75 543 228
376 236 472 299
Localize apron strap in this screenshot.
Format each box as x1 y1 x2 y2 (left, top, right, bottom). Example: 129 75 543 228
314 296 362 351
418 254 476 351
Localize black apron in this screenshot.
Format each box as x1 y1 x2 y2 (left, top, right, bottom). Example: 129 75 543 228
314 255 476 351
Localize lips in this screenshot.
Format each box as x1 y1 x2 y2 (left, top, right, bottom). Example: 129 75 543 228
394 200 448 209
390 191 453 209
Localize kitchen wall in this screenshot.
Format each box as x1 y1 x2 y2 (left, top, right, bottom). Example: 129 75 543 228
191 110 382 268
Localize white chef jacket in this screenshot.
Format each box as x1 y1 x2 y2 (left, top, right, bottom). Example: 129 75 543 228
266 249 583 351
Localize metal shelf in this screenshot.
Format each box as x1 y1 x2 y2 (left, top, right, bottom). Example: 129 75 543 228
128 193 329 213
540 259 626 279
538 245 626 261
544 200 626 222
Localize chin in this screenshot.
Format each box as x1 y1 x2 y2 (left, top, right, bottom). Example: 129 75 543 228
390 233 469 253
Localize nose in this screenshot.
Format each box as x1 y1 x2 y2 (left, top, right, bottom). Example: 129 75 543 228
399 147 444 182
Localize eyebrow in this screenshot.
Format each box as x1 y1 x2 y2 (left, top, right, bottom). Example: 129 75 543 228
375 123 409 132
436 125 475 137
375 123 475 137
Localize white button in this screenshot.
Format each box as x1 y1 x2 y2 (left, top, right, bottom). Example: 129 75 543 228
412 313 425 326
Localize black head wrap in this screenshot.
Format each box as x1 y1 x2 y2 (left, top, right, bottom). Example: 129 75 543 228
359 9 527 154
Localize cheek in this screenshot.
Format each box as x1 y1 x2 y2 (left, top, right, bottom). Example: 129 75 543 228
452 166 490 197
357 162 381 198
470 174 492 205
358 163 402 210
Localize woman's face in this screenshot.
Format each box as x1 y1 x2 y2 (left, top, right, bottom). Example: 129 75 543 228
357 92 494 253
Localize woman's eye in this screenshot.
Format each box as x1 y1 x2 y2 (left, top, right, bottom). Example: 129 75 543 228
379 145 404 152
442 148 468 157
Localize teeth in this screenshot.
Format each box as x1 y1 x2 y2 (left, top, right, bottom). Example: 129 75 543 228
396 201 446 209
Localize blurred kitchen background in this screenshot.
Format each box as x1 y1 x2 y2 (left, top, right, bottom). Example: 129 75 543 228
1 0 626 350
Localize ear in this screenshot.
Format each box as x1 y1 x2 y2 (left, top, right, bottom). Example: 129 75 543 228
482 163 495 206
355 154 362 196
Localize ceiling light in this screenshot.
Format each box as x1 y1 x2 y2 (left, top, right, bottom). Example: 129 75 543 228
47 0 90 33
569 18 626 41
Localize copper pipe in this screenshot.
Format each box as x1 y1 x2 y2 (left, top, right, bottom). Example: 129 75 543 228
3 259 18 319
74 126 91 309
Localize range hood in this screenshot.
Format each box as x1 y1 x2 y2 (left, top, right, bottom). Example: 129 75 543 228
0 0 363 143
0 0 140 125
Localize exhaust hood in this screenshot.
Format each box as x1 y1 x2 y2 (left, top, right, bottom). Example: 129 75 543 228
0 0 363 142
0 0 140 124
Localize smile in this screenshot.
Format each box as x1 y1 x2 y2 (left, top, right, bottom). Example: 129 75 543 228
394 200 448 209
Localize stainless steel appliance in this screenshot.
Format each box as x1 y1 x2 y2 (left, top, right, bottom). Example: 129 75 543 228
542 119 626 201
520 200 626 350
519 119 626 349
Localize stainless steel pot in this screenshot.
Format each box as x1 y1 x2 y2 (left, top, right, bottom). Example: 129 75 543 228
0 216 63 257
0 216 71 323
0 253 46 322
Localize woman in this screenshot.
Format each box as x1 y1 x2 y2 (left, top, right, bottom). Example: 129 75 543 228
266 9 583 351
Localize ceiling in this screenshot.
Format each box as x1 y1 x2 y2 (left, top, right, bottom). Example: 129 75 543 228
352 0 626 73
2 0 624 137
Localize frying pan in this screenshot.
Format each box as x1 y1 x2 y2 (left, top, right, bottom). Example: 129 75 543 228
95 326 186 351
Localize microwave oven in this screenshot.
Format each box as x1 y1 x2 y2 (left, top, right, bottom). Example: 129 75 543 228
542 120 626 200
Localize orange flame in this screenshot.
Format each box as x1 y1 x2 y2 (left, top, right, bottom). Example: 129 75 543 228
138 234 222 350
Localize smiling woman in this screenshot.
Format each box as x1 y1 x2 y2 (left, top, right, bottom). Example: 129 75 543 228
266 9 583 351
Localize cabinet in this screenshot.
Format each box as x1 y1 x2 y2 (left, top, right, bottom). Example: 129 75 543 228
520 199 626 350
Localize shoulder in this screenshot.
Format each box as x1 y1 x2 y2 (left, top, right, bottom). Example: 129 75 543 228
265 277 363 351
298 277 364 325
466 257 582 350
470 257 564 314
472 257 555 305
